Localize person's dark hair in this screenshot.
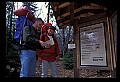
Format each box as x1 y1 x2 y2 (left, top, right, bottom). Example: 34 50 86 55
34 18 44 24
48 26 56 31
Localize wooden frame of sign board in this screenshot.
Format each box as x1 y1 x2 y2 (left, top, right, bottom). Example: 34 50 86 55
108 11 117 70
77 12 114 70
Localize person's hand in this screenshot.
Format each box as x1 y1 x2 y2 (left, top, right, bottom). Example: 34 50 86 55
56 56 60 62
37 57 42 64
39 40 43 44
45 44 51 48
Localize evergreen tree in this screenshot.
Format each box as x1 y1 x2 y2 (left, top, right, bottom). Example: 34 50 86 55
62 49 74 70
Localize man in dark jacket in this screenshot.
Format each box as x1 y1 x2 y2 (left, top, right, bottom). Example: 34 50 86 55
20 18 44 77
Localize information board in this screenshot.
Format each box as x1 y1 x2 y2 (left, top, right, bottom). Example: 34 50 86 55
80 23 107 66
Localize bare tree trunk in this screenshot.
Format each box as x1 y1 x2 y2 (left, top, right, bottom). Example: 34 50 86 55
13 2 15 36
47 2 50 23
9 2 14 39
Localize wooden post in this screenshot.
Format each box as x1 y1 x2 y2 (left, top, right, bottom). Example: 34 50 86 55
70 2 79 78
108 12 117 78
73 19 79 78
70 2 74 26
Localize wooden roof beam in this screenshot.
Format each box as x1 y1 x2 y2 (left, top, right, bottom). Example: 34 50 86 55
50 2 59 11
59 20 70 26
59 2 70 9
83 3 107 10
79 12 95 17
90 3 107 10
60 24 69 29
54 2 70 11
57 12 70 21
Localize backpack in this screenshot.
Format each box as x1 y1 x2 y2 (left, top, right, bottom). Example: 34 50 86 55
13 15 33 53
14 15 33 44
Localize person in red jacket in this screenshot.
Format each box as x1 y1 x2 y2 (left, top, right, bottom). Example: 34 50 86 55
37 26 60 78
36 23 52 60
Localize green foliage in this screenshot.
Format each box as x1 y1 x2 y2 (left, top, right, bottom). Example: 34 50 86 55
62 50 73 70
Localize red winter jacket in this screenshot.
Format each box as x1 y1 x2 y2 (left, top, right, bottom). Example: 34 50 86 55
37 33 60 62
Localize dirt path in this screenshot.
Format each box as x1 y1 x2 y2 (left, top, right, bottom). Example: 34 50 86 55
35 60 111 78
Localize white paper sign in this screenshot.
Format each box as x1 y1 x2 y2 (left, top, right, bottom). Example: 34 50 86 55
68 44 75 49
80 23 107 66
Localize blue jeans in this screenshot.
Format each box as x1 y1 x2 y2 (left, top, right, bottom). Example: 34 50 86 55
41 60 59 78
20 50 36 77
